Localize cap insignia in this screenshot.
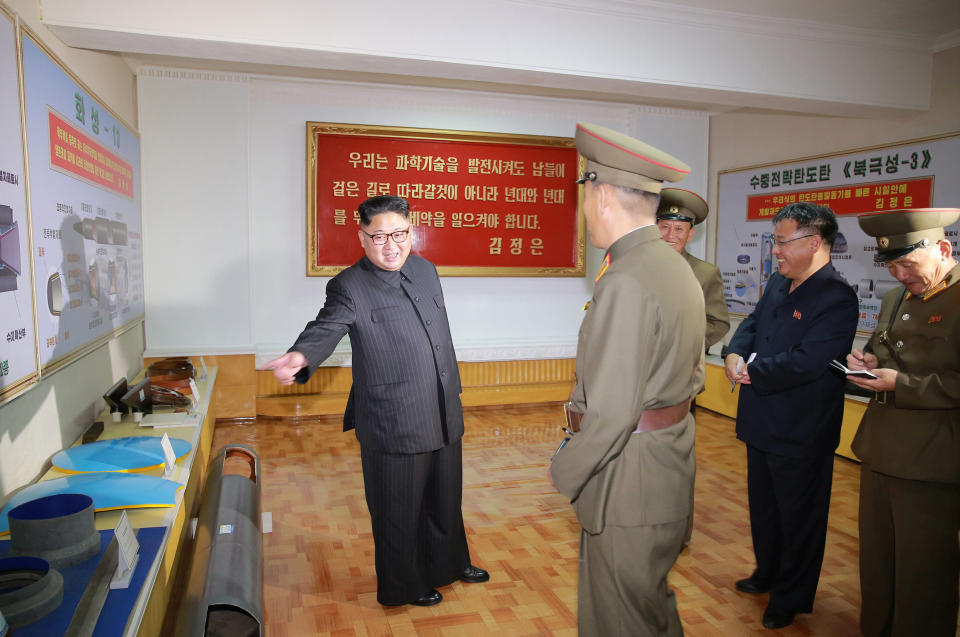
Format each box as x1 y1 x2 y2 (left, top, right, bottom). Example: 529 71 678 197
879 237 889 248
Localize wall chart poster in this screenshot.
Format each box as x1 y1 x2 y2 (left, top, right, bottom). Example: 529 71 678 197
0 9 37 402
22 32 143 372
717 133 960 333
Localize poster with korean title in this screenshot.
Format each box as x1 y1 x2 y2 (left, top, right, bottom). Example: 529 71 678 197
716 133 960 333
0 9 37 402
21 31 143 371
307 123 583 276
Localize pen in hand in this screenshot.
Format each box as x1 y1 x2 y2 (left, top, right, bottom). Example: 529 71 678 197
730 352 757 392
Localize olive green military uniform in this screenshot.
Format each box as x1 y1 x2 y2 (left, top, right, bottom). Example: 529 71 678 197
852 265 960 637
682 250 729 350
657 188 730 351
550 122 705 636
853 208 960 637
551 227 706 636
657 187 730 546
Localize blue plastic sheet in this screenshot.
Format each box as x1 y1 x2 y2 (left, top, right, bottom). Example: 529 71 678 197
0 473 182 535
51 436 192 473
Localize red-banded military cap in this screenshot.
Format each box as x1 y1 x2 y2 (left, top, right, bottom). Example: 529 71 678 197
857 208 960 262
657 188 708 225
574 122 690 194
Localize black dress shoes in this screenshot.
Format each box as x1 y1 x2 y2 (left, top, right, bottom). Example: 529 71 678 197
735 577 771 594
460 565 490 583
762 604 795 629
410 590 443 606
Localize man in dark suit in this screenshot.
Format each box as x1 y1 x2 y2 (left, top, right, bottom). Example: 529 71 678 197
264 195 488 607
724 202 858 629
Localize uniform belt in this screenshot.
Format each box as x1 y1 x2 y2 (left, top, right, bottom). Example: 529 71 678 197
874 391 895 406
634 400 691 433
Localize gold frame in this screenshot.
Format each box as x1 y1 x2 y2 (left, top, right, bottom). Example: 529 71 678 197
306 121 585 277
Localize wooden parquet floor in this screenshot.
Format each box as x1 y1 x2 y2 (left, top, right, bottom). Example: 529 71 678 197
212 405 868 636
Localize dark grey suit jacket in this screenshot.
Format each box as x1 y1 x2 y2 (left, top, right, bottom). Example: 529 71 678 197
291 254 464 454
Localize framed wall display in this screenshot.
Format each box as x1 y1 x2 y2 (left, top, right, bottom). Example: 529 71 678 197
21 28 144 373
306 122 584 277
0 8 37 403
716 132 960 333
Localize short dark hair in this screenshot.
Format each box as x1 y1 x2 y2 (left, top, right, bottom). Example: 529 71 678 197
609 184 660 214
357 195 410 226
773 202 838 246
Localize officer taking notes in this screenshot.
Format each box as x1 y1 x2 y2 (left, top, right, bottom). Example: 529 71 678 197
845 208 960 637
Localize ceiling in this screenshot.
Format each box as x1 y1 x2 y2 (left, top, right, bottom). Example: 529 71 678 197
42 0 960 117
666 0 960 39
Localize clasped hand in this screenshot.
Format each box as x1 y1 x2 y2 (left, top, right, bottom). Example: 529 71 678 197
724 353 751 385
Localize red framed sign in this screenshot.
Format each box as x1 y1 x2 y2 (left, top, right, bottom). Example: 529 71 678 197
306 122 584 276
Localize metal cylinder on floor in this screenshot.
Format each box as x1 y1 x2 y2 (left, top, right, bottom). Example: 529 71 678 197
175 444 263 637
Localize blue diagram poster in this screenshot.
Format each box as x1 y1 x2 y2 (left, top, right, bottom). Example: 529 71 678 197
717 133 960 333
21 31 143 372
0 8 36 402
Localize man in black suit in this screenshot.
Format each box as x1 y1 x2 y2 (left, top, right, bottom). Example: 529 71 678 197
264 195 488 607
724 202 858 629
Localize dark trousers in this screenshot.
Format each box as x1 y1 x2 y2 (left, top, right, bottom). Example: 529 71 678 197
360 439 470 605
745 445 834 613
859 464 960 637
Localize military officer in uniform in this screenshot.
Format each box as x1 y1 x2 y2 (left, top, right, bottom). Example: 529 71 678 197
657 188 730 351
845 208 960 637
657 188 731 546
550 121 706 636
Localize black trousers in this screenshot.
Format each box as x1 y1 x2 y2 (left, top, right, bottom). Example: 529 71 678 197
360 439 470 605
745 445 834 613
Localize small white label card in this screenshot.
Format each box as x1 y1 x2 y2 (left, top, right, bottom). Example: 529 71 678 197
160 432 177 476
111 510 140 588
188 378 201 409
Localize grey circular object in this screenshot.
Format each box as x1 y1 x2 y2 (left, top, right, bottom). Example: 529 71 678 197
8 493 101 568
0 556 64 629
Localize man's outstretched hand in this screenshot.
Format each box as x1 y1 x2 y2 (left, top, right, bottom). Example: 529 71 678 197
262 351 308 386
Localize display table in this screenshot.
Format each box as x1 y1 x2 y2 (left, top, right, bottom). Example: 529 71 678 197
7 365 218 636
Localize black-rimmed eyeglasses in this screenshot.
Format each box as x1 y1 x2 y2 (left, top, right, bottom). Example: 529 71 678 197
772 234 815 247
362 228 410 245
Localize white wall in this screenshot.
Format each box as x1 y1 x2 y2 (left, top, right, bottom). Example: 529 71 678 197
0 0 140 499
138 69 709 363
